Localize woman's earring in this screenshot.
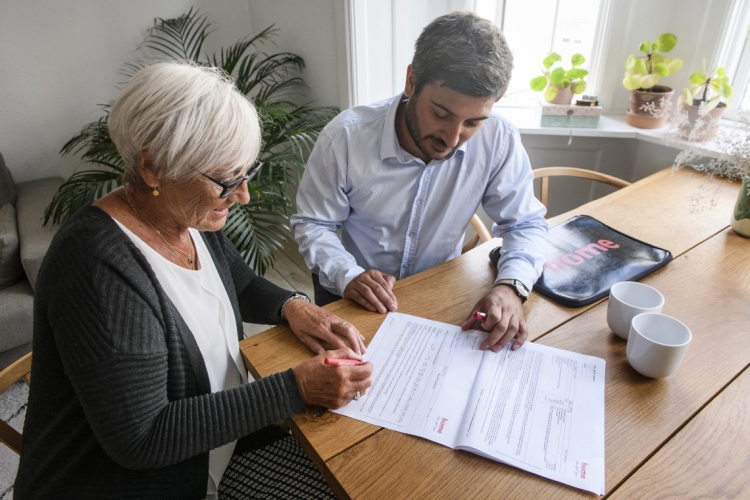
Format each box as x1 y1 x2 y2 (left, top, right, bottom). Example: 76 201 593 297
152 186 160 197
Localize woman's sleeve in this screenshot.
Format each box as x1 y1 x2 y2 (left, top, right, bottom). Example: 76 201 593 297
214 230 304 325
45 227 305 470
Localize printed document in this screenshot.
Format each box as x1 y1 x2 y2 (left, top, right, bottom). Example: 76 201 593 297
333 312 605 495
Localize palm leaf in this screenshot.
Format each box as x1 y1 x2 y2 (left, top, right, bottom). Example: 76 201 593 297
44 169 122 225
50 10 339 274
223 181 291 275
141 8 212 62
212 25 279 75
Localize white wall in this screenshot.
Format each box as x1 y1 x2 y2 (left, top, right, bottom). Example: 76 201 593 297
245 0 341 108
0 0 254 184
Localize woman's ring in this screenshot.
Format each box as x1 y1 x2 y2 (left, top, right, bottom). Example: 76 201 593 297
354 391 361 401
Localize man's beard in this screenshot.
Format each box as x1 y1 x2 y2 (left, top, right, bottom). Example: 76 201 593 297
404 95 457 162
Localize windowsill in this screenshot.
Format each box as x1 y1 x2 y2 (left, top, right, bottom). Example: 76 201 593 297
495 105 733 159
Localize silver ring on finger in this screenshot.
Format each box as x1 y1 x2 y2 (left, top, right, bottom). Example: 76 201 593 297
353 390 361 401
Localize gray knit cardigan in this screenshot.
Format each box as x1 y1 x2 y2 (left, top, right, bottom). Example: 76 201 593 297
14 206 306 499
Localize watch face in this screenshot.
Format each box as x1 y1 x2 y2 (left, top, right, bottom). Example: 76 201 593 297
515 280 530 297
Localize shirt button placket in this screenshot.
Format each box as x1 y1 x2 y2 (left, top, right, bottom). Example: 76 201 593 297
400 167 432 279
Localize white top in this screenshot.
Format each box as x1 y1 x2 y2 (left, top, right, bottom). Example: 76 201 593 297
114 220 247 499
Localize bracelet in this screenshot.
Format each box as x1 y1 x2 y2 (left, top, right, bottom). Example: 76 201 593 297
280 293 311 320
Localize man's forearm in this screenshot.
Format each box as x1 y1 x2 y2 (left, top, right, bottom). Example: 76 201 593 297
291 218 365 295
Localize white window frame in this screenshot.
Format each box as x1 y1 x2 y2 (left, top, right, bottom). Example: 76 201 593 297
712 0 750 117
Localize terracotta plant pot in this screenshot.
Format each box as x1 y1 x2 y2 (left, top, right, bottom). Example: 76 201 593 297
625 109 668 129
626 85 674 129
678 102 728 142
547 84 574 105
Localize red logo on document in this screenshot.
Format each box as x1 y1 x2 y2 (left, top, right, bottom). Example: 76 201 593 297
436 418 448 434
580 462 588 479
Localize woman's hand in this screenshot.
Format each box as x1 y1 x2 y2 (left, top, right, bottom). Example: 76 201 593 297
293 348 373 409
284 298 367 355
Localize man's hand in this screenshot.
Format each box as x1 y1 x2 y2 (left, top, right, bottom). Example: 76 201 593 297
343 269 398 314
284 298 367 355
461 285 528 351
293 348 373 409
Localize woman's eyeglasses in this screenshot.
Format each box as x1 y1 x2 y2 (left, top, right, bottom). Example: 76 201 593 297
190 160 263 199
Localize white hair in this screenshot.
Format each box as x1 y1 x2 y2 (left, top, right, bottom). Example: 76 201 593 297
109 61 262 186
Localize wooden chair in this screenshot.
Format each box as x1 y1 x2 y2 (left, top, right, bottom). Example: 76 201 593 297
533 167 631 211
461 167 629 252
0 352 31 454
461 214 493 254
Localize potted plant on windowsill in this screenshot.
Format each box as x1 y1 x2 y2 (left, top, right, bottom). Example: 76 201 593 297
675 62 733 141
622 33 683 129
530 53 588 105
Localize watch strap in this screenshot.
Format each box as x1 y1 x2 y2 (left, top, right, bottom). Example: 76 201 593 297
280 293 311 320
494 279 530 303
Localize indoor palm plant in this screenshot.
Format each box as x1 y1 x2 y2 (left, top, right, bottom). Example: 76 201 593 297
622 33 683 129
530 52 588 104
675 62 733 141
44 9 338 275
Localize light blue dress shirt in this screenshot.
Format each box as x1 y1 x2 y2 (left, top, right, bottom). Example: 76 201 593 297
291 94 548 297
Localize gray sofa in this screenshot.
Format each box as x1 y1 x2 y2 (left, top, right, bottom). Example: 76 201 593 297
0 152 63 369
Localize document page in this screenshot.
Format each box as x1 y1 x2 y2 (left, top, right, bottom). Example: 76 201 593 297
333 312 484 447
333 312 605 495
455 342 605 495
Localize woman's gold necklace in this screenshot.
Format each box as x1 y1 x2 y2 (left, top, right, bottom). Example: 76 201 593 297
125 187 195 270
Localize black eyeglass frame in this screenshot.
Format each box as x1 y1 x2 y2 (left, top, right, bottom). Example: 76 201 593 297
190 160 263 199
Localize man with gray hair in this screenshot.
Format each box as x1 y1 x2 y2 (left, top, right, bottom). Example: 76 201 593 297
292 11 548 352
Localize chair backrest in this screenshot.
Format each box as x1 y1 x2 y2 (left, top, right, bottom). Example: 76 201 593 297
0 352 31 454
532 167 631 212
461 214 493 254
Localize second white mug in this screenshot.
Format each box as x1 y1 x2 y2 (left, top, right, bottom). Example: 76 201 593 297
607 281 664 339
626 313 692 378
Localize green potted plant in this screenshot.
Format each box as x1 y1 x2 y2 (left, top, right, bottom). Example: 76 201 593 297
676 62 733 141
530 53 588 104
622 33 683 128
44 10 338 275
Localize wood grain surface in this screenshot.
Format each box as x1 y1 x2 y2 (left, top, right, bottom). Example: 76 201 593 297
325 228 750 499
239 168 741 466
609 367 750 500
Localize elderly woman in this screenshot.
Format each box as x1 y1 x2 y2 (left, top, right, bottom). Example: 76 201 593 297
14 62 372 499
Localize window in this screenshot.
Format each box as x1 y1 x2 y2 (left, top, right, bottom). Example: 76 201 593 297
713 0 750 114
475 0 610 106
341 0 611 108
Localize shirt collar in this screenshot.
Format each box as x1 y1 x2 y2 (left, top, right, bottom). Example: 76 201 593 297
379 94 466 165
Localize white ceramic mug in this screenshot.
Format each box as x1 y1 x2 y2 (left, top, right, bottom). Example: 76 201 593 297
626 313 692 378
607 281 665 339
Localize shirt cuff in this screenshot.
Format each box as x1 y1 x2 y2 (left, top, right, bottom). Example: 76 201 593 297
332 265 368 297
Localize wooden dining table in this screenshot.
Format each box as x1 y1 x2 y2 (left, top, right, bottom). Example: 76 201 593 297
240 167 750 499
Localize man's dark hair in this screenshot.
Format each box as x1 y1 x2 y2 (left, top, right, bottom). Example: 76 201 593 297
411 11 513 101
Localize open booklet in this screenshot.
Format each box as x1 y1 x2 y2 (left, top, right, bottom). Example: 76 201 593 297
333 312 605 495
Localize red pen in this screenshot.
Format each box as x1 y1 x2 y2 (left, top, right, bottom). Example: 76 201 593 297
473 311 487 322
324 358 365 366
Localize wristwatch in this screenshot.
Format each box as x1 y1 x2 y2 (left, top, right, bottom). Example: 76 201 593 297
280 293 311 320
494 279 530 303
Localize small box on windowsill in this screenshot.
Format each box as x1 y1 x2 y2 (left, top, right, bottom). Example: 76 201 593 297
540 100 601 128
